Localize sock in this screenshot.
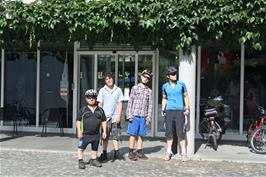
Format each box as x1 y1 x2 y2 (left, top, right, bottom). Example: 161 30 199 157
137 149 142 153
78 159 83 162
129 148 134 152
103 150 107 155
115 150 119 154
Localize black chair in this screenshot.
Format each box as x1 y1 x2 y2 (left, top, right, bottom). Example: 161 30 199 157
3 105 19 136
41 108 64 137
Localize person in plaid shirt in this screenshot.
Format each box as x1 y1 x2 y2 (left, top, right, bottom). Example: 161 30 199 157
126 69 152 161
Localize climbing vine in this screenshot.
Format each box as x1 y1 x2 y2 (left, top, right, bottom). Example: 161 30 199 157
0 0 265 51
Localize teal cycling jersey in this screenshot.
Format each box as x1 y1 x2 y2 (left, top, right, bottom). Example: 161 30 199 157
162 81 187 111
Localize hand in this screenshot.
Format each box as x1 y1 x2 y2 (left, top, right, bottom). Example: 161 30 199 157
184 108 190 116
161 110 166 117
77 131 83 139
115 116 121 124
102 132 107 139
146 118 151 126
128 117 133 122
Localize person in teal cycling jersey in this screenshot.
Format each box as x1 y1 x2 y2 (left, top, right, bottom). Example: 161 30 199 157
161 66 190 162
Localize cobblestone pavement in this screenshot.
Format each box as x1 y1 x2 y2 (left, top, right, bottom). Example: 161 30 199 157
0 149 265 177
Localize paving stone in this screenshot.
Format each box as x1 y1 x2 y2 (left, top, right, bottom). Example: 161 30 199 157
0 150 265 177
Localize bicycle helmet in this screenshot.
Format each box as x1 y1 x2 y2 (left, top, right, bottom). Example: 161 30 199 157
85 89 98 97
141 69 152 79
166 66 177 75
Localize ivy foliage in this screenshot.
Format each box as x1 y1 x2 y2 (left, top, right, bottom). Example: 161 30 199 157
0 0 265 51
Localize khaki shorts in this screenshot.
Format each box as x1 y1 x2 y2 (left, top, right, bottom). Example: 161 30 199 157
106 121 121 141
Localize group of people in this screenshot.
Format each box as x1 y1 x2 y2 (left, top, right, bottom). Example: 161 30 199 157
76 66 190 169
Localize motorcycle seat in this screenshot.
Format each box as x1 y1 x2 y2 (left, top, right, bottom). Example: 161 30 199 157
204 108 217 117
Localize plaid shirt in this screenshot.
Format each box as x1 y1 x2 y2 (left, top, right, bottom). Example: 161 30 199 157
126 84 152 120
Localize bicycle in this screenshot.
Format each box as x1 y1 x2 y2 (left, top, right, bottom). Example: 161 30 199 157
247 105 266 154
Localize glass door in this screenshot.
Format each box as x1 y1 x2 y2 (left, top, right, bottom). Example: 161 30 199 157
79 55 95 108
117 54 136 133
138 54 154 134
77 51 155 135
97 54 116 88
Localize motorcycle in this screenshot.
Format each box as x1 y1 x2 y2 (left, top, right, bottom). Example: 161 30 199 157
199 96 231 150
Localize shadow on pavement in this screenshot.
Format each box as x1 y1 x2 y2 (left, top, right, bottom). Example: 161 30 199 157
0 133 24 142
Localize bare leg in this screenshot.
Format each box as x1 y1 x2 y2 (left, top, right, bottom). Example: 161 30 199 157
102 138 109 151
78 149 84 159
91 150 97 159
129 136 135 149
137 136 143 150
178 137 187 155
113 139 119 150
166 137 173 153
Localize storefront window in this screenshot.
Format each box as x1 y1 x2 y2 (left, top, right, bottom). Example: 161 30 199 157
3 50 37 126
40 42 73 128
118 54 135 133
244 48 266 131
80 55 95 107
200 46 241 134
97 54 115 88
138 54 153 132
157 49 179 133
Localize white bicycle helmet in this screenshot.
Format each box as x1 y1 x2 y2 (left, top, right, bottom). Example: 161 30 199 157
85 89 98 97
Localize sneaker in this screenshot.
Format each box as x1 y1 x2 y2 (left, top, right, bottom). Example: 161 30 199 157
128 151 137 161
98 153 107 161
78 160 85 169
164 152 172 161
85 159 91 165
90 159 102 167
181 154 188 162
112 151 122 162
137 151 148 160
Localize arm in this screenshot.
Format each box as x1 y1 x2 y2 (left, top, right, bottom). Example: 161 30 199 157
101 120 107 139
183 91 190 116
126 87 135 120
98 102 103 108
97 89 103 108
116 101 123 123
162 95 167 112
183 91 190 109
76 120 82 139
147 91 152 123
161 84 167 115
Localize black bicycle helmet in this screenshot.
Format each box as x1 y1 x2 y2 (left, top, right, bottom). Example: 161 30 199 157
85 89 98 97
166 66 177 75
141 69 153 79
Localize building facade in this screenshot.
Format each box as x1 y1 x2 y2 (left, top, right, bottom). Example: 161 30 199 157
0 41 265 141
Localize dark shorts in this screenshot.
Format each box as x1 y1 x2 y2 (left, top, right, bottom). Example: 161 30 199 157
78 134 100 151
165 110 185 138
107 121 121 141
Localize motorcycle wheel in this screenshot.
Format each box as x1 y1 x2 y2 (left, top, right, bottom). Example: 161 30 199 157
211 133 218 151
214 121 223 142
199 119 209 140
250 128 266 154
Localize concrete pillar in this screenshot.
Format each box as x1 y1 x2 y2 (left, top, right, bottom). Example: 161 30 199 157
179 46 196 155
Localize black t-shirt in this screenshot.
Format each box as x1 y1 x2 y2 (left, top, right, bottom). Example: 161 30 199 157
77 106 106 135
